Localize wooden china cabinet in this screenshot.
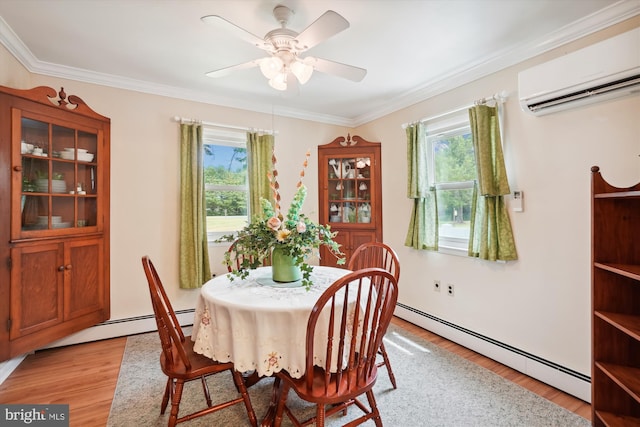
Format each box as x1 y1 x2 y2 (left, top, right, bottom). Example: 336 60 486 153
0 86 110 362
318 134 382 267
590 166 640 426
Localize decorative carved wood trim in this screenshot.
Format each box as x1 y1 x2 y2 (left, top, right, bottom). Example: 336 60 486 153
0 85 110 121
322 134 380 148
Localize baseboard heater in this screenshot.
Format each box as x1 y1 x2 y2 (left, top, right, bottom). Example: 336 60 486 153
395 303 591 402
397 302 590 383
39 308 197 350
95 309 196 328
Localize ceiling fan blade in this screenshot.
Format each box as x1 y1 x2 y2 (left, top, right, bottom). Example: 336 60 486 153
201 15 271 51
305 57 367 82
205 59 261 78
294 10 349 51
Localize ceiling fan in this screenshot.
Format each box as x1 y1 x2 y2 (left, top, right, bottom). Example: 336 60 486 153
201 5 367 91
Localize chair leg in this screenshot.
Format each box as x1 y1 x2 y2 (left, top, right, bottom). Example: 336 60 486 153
273 381 291 427
231 370 258 427
199 375 213 407
316 403 326 427
168 379 185 427
379 343 397 389
161 378 172 414
365 389 383 427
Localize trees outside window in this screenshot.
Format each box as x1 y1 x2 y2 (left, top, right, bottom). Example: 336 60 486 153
203 129 248 240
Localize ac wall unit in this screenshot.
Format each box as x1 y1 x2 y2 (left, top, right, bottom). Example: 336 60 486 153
518 27 640 116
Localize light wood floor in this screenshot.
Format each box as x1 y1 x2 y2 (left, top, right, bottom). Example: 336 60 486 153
0 317 591 426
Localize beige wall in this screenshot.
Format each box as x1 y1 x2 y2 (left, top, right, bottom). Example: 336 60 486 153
356 17 640 376
1 16 639 382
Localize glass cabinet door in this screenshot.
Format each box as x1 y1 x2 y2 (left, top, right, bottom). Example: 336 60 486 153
326 156 372 224
19 116 99 233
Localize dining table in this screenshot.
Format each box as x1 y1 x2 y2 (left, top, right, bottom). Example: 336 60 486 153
191 265 352 426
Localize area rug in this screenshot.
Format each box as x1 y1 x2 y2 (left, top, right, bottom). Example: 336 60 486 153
107 324 590 426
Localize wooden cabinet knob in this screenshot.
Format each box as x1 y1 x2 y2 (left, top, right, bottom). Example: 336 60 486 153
13 165 22 171
65 265 72 270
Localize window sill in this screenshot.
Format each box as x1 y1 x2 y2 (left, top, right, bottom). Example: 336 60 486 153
437 245 468 257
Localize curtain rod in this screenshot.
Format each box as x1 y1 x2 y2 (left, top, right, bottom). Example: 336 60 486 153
173 116 277 135
401 91 508 129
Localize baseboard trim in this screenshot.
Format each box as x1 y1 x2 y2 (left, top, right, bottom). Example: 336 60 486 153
395 303 591 403
0 354 26 385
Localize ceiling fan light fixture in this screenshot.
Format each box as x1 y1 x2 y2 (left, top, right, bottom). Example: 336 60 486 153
269 72 288 91
260 57 284 79
291 60 313 84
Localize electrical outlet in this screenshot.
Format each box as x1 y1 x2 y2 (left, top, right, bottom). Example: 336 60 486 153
447 284 455 296
433 280 441 292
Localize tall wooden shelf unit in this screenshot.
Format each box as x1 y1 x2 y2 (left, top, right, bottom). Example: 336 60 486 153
318 134 382 267
591 166 640 426
0 86 110 362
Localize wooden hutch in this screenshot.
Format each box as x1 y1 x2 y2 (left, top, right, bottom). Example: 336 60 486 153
318 134 382 267
0 86 110 362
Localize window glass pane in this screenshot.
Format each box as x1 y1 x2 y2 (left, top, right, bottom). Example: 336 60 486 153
437 187 474 239
205 145 247 186
206 190 248 233
203 139 248 237
433 132 475 183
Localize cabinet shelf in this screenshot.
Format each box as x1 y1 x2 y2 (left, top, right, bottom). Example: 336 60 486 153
596 411 640 427
595 362 640 404
594 263 640 281
594 190 640 199
595 311 640 341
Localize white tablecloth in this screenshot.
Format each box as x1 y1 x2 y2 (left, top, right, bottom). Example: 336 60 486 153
191 266 350 378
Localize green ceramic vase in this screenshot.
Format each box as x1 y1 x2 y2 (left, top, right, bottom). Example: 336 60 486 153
271 246 302 283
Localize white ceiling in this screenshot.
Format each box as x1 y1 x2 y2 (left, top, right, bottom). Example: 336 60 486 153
0 0 638 126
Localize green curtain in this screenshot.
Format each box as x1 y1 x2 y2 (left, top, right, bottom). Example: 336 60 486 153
246 132 275 219
179 123 211 288
468 105 517 261
404 122 438 250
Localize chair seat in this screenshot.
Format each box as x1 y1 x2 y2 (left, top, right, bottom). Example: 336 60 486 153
160 335 234 379
279 365 378 404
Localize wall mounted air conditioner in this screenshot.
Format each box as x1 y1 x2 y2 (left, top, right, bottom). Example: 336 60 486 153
518 27 640 116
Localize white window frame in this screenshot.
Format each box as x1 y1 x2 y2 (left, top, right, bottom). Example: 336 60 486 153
203 127 249 242
425 112 475 255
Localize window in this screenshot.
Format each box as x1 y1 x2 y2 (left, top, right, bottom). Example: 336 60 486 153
203 128 249 241
426 112 477 252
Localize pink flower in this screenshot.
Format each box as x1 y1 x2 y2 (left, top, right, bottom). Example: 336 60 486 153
267 216 281 230
296 221 306 233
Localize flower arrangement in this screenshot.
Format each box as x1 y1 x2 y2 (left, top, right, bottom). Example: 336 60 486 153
217 150 344 289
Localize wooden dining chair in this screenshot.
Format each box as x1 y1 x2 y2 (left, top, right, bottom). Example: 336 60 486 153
348 241 400 389
141 256 257 427
226 238 271 272
273 267 399 427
